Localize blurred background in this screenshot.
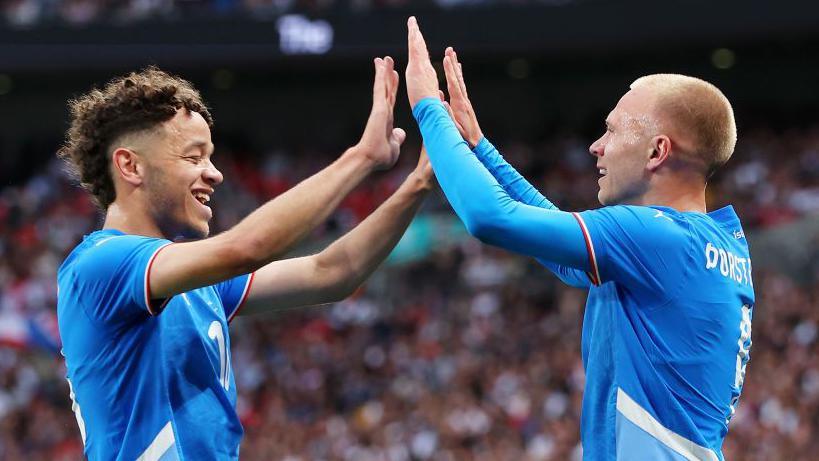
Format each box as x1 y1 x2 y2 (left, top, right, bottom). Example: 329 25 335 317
1 0 819 459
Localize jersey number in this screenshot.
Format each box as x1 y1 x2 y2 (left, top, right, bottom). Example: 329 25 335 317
728 304 752 422
208 321 231 391
66 378 87 446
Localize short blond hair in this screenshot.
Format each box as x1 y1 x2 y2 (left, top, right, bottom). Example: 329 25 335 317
631 74 736 176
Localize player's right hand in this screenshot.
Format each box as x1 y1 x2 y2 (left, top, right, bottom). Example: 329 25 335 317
442 47 483 147
356 56 405 171
406 16 440 108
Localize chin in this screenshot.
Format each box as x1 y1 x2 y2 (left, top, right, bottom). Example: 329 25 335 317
177 223 210 241
597 191 610 206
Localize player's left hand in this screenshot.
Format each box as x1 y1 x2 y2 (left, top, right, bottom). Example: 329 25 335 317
406 16 440 108
356 56 406 171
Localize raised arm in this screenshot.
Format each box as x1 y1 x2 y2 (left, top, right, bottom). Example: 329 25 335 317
441 47 553 209
149 56 406 300
439 42 590 287
237 148 434 314
405 18 590 270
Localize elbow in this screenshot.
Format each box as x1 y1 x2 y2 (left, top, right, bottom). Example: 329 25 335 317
220 233 266 275
323 281 360 304
312 253 359 303
463 213 506 246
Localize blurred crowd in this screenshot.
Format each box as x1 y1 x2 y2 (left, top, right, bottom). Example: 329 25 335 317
0 122 818 460
1 0 579 28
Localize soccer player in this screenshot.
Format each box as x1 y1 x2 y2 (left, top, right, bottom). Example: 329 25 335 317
405 17 754 461
57 60 433 460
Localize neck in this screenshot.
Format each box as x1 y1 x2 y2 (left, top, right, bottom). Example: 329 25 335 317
103 201 165 238
633 174 707 213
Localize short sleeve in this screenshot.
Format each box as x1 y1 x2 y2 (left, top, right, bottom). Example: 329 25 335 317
214 272 255 324
72 235 172 323
574 206 691 303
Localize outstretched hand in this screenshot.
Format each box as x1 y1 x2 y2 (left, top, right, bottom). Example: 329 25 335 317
406 16 440 108
442 47 483 147
356 56 406 171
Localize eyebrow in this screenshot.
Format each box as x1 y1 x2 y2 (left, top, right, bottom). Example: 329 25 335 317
182 140 214 156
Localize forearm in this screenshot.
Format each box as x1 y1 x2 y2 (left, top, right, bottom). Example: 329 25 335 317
472 139 588 287
223 146 374 269
473 137 556 209
413 97 589 269
315 171 431 297
412 98 512 233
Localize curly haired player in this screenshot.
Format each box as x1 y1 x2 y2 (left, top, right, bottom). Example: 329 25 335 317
57 61 432 460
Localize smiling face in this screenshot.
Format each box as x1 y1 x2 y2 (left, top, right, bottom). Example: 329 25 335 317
140 109 223 239
588 87 659 206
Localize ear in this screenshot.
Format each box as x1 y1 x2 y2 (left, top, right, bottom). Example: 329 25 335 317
111 147 144 187
646 135 672 172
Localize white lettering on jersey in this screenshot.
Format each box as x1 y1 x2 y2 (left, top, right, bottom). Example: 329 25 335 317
704 242 752 287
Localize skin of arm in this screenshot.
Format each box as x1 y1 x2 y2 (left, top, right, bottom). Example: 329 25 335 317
238 149 434 314
150 56 406 299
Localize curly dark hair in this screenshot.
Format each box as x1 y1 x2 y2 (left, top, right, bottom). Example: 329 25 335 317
58 66 213 209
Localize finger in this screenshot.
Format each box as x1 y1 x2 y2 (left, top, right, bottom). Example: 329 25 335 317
384 56 398 107
443 101 467 137
453 50 468 97
384 56 394 94
443 100 456 119
392 127 407 146
407 16 430 64
372 57 385 105
438 90 446 102
443 55 462 102
390 70 399 108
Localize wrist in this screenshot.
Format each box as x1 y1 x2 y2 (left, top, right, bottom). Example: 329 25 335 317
344 144 378 173
407 170 434 194
468 130 484 148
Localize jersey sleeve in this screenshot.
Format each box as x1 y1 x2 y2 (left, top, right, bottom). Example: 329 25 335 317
473 137 590 288
413 98 592 273
574 206 691 301
72 235 173 323
213 272 255 324
473 137 556 209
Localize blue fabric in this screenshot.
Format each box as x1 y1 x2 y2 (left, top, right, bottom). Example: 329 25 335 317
414 97 755 460
615 412 690 461
58 229 252 460
412 98 589 269
472 137 590 289
578 205 753 460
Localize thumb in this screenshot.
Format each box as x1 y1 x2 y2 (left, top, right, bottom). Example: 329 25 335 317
392 127 407 146
443 101 466 136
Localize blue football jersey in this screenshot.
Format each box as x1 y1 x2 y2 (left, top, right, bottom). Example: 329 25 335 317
573 205 754 460
57 229 254 460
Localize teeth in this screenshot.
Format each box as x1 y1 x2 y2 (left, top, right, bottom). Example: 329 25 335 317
193 192 210 204
599 169 607 175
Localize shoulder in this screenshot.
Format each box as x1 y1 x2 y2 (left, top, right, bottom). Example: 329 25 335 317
578 205 691 240
64 231 170 280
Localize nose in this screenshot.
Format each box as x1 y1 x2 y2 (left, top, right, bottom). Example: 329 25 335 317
589 135 605 158
203 159 224 186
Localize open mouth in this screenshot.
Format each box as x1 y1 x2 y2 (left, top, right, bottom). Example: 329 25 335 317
598 168 608 177
192 191 211 206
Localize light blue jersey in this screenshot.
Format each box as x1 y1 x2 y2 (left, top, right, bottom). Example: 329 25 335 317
575 205 754 460
413 97 755 460
57 229 254 460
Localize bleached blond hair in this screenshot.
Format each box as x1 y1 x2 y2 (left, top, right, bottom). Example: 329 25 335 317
630 74 737 177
